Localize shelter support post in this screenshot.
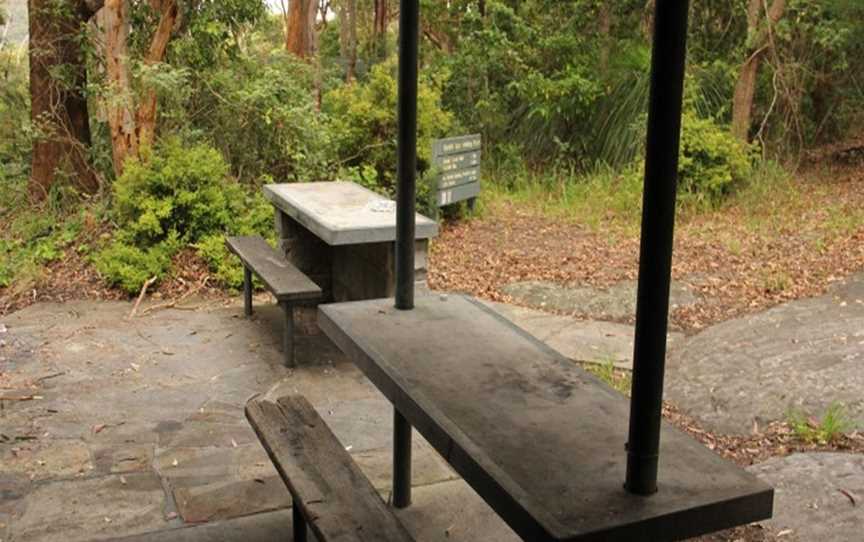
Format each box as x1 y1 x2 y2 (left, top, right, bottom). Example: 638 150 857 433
393 408 413 508
625 0 691 496
392 0 419 508
394 0 419 311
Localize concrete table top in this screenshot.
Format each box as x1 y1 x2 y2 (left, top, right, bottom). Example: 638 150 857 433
264 181 438 246
319 295 773 542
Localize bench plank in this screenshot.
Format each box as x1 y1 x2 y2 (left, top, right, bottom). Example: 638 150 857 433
246 396 415 542
225 236 321 301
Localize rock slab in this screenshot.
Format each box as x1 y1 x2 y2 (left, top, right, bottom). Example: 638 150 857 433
748 453 864 541
666 274 864 435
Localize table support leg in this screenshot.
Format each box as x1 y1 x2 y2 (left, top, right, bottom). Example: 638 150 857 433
243 266 253 317
292 502 307 542
393 408 412 508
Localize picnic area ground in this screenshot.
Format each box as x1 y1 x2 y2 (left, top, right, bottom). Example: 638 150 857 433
2 162 863 542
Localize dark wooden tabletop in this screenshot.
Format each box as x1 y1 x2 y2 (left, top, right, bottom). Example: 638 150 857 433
319 295 772 542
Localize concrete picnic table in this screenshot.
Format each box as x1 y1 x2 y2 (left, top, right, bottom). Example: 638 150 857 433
263 181 438 302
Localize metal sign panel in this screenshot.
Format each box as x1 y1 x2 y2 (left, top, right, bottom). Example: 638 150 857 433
431 134 482 207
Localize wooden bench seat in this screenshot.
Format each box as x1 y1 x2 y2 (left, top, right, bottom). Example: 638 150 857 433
226 236 321 366
246 395 415 542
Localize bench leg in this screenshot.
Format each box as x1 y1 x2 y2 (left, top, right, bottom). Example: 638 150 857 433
281 301 295 368
393 408 412 508
292 502 307 542
243 266 253 317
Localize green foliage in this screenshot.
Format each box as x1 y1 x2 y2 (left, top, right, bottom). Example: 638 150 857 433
583 360 632 397
676 111 755 204
0 207 88 290
94 235 179 294
0 47 31 189
96 139 272 293
788 402 852 444
112 139 237 245
191 50 335 184
324 59 453 200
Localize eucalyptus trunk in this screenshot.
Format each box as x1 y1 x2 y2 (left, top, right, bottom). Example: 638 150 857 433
28 0 99 200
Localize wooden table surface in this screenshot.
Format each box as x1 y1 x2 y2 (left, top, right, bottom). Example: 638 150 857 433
319 295 773 542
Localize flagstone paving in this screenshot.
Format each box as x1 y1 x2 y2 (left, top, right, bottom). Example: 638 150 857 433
1 281 862 541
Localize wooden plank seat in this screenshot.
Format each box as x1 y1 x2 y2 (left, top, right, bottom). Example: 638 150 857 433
225 236 321 366
246 395 416 542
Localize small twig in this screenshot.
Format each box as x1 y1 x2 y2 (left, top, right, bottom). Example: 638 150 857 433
128 276 158 320
34 372 66 384
141 276 209 316
0 394 40 402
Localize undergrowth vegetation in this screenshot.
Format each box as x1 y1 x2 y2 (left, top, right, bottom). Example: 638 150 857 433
94 140 273 293
1 0 863 302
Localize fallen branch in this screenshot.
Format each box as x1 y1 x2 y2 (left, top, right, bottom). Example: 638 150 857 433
141 276 210 316
128 276 158 320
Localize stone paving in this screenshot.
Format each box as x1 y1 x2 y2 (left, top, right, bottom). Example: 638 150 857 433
1 277 863 541
0 298 517 542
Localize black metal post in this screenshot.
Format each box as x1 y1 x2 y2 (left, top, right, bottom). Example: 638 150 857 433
393 408 413 508
292 502 307 542
392 0 419 508
394 0 419 311
625 0 691 496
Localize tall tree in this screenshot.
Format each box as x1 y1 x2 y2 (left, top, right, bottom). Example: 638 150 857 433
339 0 357 81
372 0 387 59
101 0 179 176
731 0 786 142
27 0 102 200
285 0 316 58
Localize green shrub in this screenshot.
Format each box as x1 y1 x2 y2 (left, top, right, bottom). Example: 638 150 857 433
191 50 335 184
94 237 178 294
324 59 453 201
96 138 275 293
112 139 239 245
677 111 755 204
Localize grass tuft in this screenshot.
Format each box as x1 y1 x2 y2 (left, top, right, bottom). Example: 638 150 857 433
787 402 852 445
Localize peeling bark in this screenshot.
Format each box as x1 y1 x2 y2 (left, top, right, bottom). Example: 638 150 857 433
102 0 136 176
102 0 178 175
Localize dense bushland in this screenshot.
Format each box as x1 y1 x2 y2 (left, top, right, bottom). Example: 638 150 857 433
0 0 862 294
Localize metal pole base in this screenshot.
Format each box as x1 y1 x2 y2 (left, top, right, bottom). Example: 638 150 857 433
293 502 307 542
243 266 253 317
393 408 412 508
281 301 295 368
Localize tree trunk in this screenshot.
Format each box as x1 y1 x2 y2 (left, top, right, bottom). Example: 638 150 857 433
372 0 387 59
102 0 177 175
642 0 655 41
598 3 611 75
478 0 486 17
102 0 136 176
136 0 178 150
339 0 357 82
286 0 315 58
28 0 99 200
731 0 786 142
